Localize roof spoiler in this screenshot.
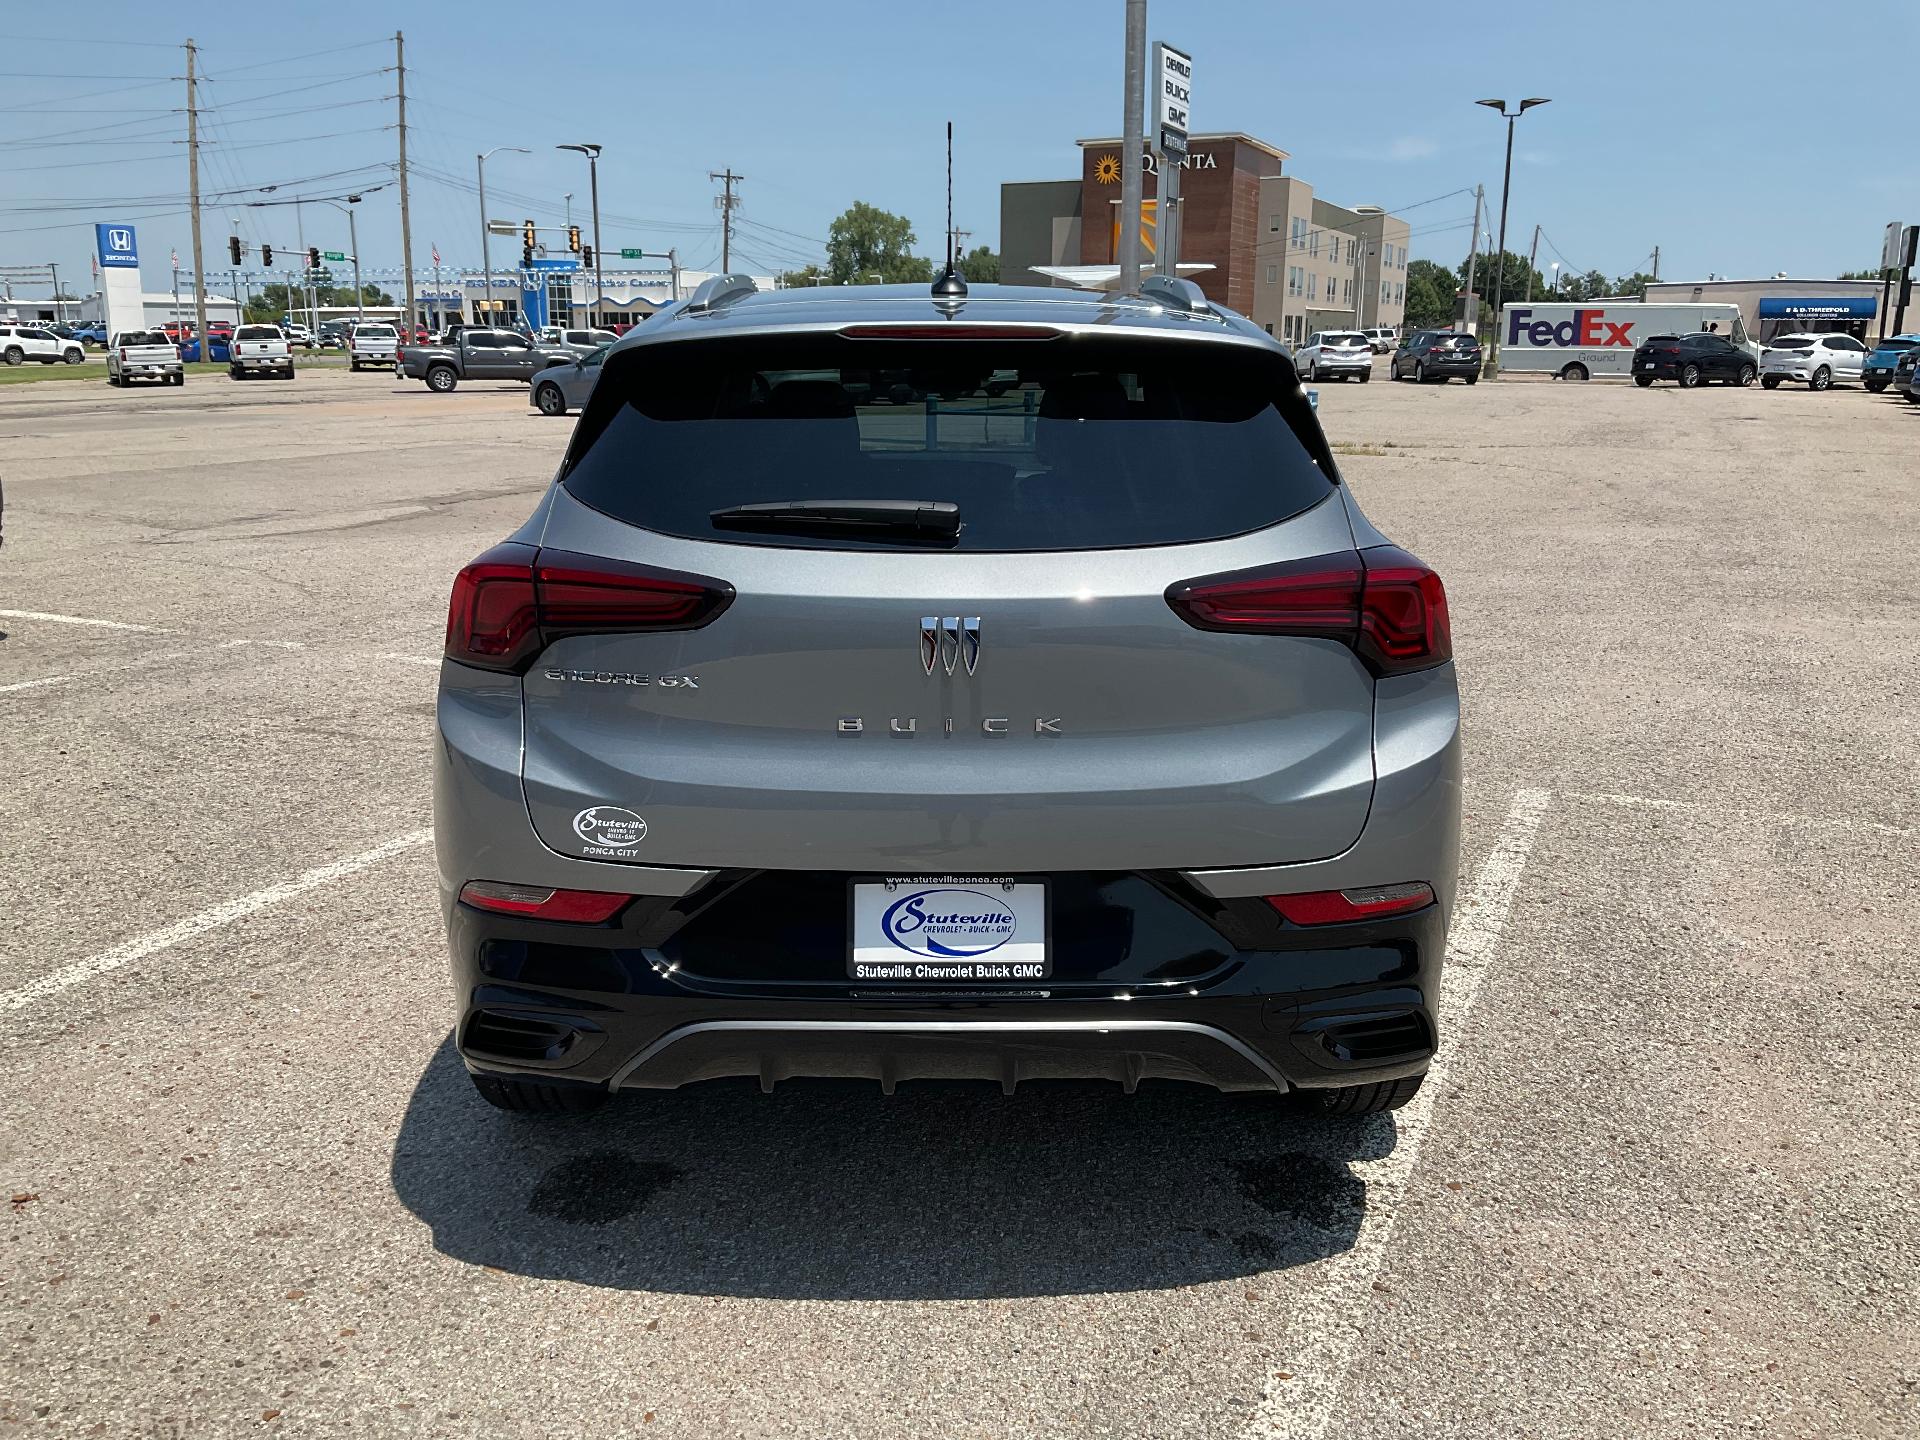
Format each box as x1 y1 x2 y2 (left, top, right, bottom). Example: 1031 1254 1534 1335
1139 274 1211 315
683 273 759 314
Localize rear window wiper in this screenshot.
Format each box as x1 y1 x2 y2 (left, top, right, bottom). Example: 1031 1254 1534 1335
709 498 961 541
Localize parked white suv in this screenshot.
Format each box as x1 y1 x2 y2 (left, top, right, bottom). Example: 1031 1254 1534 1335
0 324 86 367
1760 332 1868 392
1361 326 1398 354
229 324 294 380
1295 331 1375 383
347 322 399 371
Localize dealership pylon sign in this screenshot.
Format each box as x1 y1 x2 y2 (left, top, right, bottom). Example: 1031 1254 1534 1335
94 223 144 337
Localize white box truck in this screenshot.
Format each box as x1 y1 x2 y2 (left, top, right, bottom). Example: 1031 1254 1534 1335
1496 301 1757 380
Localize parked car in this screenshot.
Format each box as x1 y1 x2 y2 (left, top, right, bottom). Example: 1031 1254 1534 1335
1360 326 1398 354
1295 331 1374 383
106 329 183 386
283 323 315 350
229 324 294 380
1863 335 1920 392
1632 332 1757 388
0 324 86 366
529 343 611 416
399 327 573 392
177 337 231 363
537 325 623 359
1390 330 1482 383
316 321 351 349
1759 332 1868 391
435 274 1460 1118
160 321 194 345
347 321 400 372
72 324 110 347
206 320 234 342
1895 347 1920 402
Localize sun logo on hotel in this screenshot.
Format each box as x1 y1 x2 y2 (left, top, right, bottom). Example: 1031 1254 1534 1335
1093 153 1121 184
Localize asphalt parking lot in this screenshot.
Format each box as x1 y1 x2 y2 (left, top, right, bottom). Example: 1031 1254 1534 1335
2 365 1915 1438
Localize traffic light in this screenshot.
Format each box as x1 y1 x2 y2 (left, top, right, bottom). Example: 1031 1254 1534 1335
261 243 272 267
307 246 320 270
228 235 243 266
581 244 593 269
523 219 536 251
568 224 581 254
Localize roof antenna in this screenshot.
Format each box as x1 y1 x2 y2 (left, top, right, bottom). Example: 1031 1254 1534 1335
932 120 967 299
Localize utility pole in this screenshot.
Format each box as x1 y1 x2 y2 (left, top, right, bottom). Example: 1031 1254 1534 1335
1463 184 1483 333
1526 223 1540 302
185 39 209 355
47 261 60 323
1651 245 1659 282
709 169 741 272
668 247 680 302
396 31 416 338
1117 0 1146 294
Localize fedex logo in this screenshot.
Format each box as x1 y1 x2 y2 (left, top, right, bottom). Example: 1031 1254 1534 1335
1506 307 1635 348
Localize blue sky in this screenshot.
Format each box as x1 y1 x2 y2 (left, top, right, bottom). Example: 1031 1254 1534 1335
3 0 1915 298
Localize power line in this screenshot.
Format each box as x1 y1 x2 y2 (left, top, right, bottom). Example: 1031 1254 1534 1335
201 37 390 79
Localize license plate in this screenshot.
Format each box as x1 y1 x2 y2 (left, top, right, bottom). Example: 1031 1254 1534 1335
850 877 1048 981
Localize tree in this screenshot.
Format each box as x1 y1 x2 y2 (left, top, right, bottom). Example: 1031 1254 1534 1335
779 265 829 289
957 245 999 284
1455 249 1548 328
1404 259 1457 329
826 201 933 285
1609 271 1656 301
245 280 392 323
1838 268 1884 281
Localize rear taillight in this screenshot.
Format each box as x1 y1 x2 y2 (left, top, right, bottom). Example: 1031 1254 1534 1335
118 348 127 362
1166 545 1451 676
1263 882 1434 926
445 542 734 672
395 345 405 363
458 881 632 923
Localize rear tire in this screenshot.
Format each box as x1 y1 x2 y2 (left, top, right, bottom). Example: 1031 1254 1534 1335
64 348 84 365
1866 378 1888 393
534 381 567 417
1414 361 1425 383
1561 362 1589 382
1809 365 1831 392
171 372 184 386
1761 375 1782 390
469 1072 608 1115
1736 363 1756 387
1634 375 1655 387
1357 368 1371 383
1679 363 1703 388
1317 1072 1424 1116
425 365 457 393
3 346 22 366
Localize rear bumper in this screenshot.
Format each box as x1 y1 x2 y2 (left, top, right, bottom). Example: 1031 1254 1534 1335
1310 358 1372 374
1414 357 1481 376
444 893 1446 1096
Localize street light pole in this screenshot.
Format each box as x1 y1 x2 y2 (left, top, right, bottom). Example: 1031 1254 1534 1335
346 196 362 321
477 146 530 328
559 144 603 330
1475 97 1549 376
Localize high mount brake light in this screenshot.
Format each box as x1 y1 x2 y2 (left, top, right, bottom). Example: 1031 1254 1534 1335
839 324 1061 340
1263 883 1434 926
445 543 734 672
1165 546 1451 677
458 881 632 923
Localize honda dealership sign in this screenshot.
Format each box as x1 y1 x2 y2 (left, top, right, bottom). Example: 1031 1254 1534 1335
94 221 145 337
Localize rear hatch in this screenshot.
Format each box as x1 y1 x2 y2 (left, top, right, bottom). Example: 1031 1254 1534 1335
507 325 1383 874
1322 333 1370 360
232 325 286 360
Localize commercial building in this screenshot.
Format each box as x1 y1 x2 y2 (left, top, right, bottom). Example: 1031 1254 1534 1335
71 292 242 330
1000 132 1410 343
1642 277 1891 343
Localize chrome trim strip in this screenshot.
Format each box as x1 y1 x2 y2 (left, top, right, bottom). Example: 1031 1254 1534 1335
606 1018 1286 1090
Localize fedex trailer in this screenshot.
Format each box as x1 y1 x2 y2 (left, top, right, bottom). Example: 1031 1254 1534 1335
1496 302 1757 380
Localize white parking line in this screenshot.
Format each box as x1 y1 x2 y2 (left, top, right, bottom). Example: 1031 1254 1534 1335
0 608 168 633
0 675 72 695
0 828 433 1016
1248 787 1553 1440
1567 789 1913 839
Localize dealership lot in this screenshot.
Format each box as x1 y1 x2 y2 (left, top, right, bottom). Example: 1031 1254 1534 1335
1 371 1914 1437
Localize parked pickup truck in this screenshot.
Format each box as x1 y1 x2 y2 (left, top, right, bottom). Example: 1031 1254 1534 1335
229 324 295 380
347 321 399 372
398 327 572 392
107 330 184 387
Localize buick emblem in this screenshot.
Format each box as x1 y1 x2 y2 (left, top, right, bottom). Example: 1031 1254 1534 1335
920 616 980 676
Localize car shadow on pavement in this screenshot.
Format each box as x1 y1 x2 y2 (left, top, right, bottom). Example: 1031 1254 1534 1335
390 1035 1393 1300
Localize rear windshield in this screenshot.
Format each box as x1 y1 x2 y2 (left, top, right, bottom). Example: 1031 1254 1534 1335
1768 337 1814 350
562 334 1334 552
236 326 281 341
1873 338 1919 353
1325 333 1366 346
119 331 168 346
354 325 395 338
